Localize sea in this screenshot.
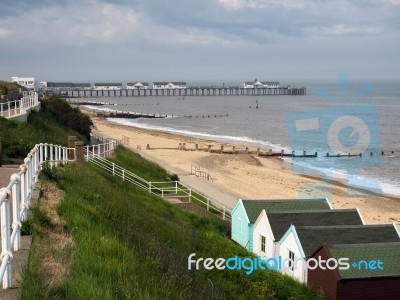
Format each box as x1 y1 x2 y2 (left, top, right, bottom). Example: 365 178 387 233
84 80 400 197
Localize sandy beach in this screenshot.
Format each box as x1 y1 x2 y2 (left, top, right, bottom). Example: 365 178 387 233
79 106 400 226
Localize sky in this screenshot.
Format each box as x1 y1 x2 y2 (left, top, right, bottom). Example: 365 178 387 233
0 0 399 82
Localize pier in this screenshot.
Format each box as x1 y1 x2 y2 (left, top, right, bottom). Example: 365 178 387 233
52 86 306 98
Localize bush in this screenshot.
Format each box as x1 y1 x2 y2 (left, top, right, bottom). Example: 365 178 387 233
40 95 93 140
169 173 179 182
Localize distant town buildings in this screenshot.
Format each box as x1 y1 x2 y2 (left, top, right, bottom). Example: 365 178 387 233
11 76 35 91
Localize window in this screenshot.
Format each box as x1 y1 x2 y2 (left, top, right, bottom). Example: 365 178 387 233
288 250 295 272
260 235 266 253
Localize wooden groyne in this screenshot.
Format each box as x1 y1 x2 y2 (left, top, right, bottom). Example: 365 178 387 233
54 86 306 98
144 144 397 158
94 109 174 119
68 99 116 106
184 113 229 118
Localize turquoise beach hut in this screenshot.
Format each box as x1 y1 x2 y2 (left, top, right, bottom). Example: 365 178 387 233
231 198 331 252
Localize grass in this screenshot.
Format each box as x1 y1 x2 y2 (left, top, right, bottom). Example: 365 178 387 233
110 146 231 217
0 106 88 159
21 147 322 299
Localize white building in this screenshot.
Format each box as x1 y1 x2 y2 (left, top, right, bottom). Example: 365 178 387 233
11 76 35 91
35 81 47 92
127 82 149 89
94 83 122 90
153 82 186 89
243 78 280 88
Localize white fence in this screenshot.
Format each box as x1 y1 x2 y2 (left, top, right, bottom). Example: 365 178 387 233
85 146 230 220
0 91 39 119
0 143 74 289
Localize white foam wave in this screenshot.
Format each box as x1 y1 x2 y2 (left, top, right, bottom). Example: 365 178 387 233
107 118 290 151
283 158 400 197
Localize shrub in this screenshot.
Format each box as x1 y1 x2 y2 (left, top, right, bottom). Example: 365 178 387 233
40 95 93 140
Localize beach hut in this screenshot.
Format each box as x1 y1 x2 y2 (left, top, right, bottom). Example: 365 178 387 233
308 242 400 300
277 224 400 283
230 198 331 252
252 208 364 261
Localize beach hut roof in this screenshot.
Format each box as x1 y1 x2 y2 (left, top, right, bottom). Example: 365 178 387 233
291 224 400 258
241 198 330 223
264 209 363 240
315 242 400 279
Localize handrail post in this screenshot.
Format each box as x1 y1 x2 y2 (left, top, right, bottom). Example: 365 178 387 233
58 146 61 165
112 163 115 176
0 188 12 288
23 158 29 207
175 181 178 194
25 158 31 203
223 206 226 220
39 143 43 164
50 144 53 167
11 175 21 251
34 149 38 182
122 169 125 181
44 143 48 161
20 171 27 221
189 189 192 202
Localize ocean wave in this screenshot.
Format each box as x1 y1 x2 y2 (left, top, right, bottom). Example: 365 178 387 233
282 157 400 197
107 118 290 151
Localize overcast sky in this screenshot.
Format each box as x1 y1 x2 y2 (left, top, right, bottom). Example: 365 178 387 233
1 0 399 82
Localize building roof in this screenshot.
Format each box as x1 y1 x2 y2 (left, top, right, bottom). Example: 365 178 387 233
266 209 363 240
153 82 186 85
94 83 122 86
244 81 280 85
295 225 400 257
241 199 330 223
326 242 400 279
47 82 91 88
127 82 149 86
